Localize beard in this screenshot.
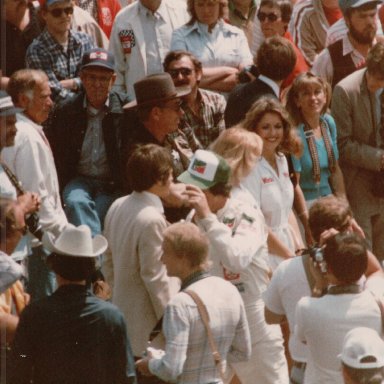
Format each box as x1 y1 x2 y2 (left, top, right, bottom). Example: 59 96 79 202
349 22 376 44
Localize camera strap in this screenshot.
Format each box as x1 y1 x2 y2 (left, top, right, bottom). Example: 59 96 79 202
327 284 362 295
301 254 316 292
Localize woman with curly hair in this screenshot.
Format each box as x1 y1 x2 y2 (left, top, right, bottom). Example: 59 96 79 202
240 96 308 269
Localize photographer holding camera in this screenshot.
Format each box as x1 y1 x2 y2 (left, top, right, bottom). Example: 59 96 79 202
263 195 383 384
295 232 384 384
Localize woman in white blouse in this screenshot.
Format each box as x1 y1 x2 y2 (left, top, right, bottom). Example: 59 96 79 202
170 0 253 94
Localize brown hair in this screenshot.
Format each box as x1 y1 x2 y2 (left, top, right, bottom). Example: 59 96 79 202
186 0 228 24
256 36 297 81
163 50 203 73
309 195 353 242
367 42 384 79
242 96 302 156
126 144 173 192
286 72 331 125
210 127 263 186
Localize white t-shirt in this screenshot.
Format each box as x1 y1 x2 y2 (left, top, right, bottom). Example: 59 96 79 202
262 256 311 362
295 289 383 384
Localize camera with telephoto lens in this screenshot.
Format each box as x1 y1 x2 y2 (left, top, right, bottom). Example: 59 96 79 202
301 246 327 274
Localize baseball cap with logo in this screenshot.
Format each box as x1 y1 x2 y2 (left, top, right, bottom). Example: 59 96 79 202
339 327 384 369
177 150 231 189
81 48 115 72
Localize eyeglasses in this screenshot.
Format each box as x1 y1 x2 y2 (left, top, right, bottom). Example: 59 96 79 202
167 68 193 79
48 6 74 18
257 11 280 22
159 100 183 112
83 73 113 84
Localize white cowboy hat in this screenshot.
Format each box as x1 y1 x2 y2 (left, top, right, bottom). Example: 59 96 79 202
42 224 108 258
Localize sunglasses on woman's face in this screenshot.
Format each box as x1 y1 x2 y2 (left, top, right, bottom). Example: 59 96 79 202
48 6 74 18
257 11 280 22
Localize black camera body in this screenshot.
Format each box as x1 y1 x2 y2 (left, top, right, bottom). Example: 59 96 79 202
238 65 259 83
25 213 43 241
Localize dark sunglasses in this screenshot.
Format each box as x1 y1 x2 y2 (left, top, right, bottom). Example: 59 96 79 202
48 6 74 17
167 68 193 78
257 11 279 22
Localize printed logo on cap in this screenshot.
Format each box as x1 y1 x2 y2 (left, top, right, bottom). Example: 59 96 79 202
90 51 108 61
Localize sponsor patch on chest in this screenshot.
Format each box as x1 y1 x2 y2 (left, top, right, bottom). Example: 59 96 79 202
119 29 136 54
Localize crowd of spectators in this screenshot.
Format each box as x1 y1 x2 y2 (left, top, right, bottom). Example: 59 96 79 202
2 0 384 383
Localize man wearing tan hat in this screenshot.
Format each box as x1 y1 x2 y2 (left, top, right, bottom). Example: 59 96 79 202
9 224 137 384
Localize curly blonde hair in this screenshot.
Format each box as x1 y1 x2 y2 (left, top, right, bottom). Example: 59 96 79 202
242 97 302 157
210 127 263 186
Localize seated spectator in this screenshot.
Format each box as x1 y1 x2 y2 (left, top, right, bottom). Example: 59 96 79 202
109 0 188 99
136 222 252 383
9 224 137 384
171 0 253 94
225 36 296 127
164 50 226 149
48 48 127 237
340 327 384 384
312 0 381 87
25 0 94 101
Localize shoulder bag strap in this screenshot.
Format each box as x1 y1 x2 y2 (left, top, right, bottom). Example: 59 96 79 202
184 290 225 382
301 254 316 292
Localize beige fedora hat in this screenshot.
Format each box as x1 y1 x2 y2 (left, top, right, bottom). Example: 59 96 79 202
42 224 108 257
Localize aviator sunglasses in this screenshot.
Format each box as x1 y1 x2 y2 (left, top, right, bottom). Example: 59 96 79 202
48 6 74 17
257 11 280 22
167 68 193 79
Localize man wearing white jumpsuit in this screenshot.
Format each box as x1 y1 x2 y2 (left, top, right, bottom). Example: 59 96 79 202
178 150 289 384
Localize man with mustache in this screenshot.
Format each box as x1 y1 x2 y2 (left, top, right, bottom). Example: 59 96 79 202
312 0 382 88
163 50 226 149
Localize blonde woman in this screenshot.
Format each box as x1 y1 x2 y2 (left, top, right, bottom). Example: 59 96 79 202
210 127 290 384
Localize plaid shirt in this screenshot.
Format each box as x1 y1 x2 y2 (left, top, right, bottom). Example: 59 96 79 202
148 276 251 383
26 29 94 100
180 89 226 149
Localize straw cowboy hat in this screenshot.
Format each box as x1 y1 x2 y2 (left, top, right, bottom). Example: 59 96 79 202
42 224 108 257
124 72 191 109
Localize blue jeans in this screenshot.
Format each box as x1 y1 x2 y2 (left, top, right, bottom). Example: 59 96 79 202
27 245 57 302
63 177 120 236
